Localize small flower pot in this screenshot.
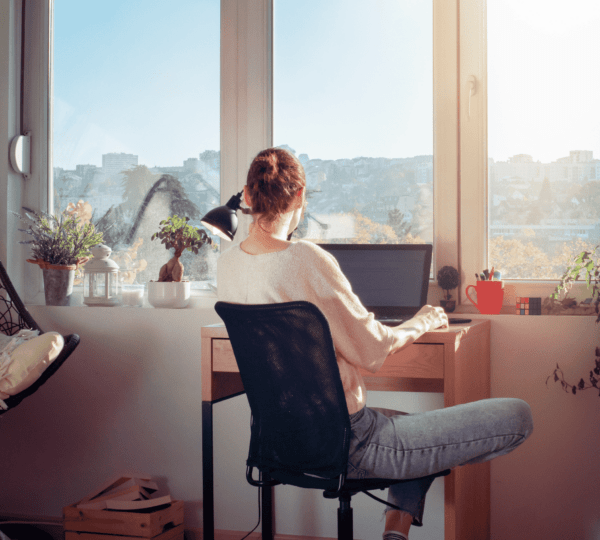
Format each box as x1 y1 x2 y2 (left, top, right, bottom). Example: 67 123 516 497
27 258 88 306
43 268 75 306
440 299 456 313
147 281 190 309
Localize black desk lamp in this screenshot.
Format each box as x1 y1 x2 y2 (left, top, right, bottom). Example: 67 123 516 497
200 191 243 241
201 190 306 242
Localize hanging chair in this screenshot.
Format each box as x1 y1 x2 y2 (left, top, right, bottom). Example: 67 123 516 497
0 260 79 415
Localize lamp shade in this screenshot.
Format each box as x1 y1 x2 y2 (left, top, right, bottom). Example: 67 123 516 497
200 191 243 241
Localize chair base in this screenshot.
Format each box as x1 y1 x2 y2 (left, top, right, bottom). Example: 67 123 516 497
338 491 353 540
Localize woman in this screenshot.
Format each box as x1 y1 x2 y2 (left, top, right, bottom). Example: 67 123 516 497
217 147 533 540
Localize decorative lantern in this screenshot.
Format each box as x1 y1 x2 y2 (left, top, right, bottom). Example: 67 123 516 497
83 245 120 306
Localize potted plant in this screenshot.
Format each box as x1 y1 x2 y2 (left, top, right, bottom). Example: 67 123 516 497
437 265 460 313
547 245 600 396
14 207 104 305
148 215 212 308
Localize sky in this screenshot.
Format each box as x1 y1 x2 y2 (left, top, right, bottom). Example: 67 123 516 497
53 0 220 170
487 0 600 163
53 0 599 170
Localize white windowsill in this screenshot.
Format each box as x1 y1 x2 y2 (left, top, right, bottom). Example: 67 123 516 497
26 286 218 310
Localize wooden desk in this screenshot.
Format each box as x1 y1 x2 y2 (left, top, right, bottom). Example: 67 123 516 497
201 320 491 540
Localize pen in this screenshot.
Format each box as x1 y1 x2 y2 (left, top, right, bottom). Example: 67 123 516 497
475 273 480 281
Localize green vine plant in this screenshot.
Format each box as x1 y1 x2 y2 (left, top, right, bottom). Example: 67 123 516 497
151 215 212 282
547 245 600 396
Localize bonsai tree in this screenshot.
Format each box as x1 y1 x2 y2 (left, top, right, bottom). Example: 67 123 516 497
151 215 212 282
14 207 103 267
437 265 460 301
547 245 600 396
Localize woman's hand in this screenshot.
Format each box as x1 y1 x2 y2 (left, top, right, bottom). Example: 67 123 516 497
388 305 448 355
413 305 449 331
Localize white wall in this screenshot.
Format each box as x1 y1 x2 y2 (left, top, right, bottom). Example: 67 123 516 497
0 303 598 540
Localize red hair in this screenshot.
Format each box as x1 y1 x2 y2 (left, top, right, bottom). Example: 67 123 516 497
245 147 306 224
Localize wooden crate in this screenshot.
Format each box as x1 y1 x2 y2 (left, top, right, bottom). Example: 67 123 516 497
64 524 184 540
63 500 184 539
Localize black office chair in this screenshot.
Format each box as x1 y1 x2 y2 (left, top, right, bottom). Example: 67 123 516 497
214 300 449 540
0 259 80 415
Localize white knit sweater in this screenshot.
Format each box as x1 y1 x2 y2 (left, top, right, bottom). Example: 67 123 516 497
217 240 395 414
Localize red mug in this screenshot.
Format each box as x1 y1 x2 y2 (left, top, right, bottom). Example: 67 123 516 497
465 281 504 315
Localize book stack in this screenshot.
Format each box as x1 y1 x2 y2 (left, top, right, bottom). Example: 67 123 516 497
76 475 172 512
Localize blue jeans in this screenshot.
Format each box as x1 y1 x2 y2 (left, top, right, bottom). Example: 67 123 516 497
347 398 533 526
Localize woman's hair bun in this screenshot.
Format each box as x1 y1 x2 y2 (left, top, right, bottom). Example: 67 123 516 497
246 147 306 222
255 155 277 183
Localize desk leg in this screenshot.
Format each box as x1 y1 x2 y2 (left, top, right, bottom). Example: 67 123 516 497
202 401 215 540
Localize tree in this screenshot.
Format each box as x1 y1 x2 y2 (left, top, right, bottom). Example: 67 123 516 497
387 208 412 241
125 175 200 245
121 165 160 212
488 235 597 280
538 176 553 205
574 180 600 220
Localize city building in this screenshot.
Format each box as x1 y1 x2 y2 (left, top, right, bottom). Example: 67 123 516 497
101 152 138 178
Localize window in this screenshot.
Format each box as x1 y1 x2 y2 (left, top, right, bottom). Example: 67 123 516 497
36 1 575 302
23 0 458 301
51 0 220 285
487 0 600 280
21 0 599 307
274 0 434 247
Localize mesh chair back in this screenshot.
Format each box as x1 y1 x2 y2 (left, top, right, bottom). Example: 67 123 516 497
214 301 351 480
0 261 41 336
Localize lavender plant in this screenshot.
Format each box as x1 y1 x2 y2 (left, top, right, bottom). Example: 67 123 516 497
14 207 103 266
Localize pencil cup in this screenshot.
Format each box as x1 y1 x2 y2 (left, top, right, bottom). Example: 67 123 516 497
465 281 504 315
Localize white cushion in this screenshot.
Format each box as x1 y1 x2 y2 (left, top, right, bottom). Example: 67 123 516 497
0 332 64 399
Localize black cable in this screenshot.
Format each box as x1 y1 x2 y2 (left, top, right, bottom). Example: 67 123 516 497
238 486 262 540
360 490 402 511
20 0 26 133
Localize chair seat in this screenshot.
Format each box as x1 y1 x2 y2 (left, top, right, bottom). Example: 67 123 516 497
268 467 451 497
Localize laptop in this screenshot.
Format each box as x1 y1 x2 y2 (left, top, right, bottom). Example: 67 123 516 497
318 243 433 326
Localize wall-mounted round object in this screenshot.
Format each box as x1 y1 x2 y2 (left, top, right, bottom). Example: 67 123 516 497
9 132 31 177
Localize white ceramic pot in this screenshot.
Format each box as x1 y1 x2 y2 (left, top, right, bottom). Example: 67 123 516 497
147 281 191 309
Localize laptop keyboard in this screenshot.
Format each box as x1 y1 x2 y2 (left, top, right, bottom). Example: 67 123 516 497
377 317 408 327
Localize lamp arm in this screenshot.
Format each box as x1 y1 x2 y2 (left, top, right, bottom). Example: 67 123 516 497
225 191 244 210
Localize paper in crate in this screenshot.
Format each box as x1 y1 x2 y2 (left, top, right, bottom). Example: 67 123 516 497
76 474 161 510
63 474 183 539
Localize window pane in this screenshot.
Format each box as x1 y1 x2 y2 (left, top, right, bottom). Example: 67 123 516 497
488 1 600 279
52 0 220 284
274 0 433 246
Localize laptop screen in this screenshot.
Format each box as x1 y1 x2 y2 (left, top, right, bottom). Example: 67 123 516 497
318 244 432 318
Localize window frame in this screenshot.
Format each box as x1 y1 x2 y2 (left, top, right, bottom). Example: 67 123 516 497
20 0 576 307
